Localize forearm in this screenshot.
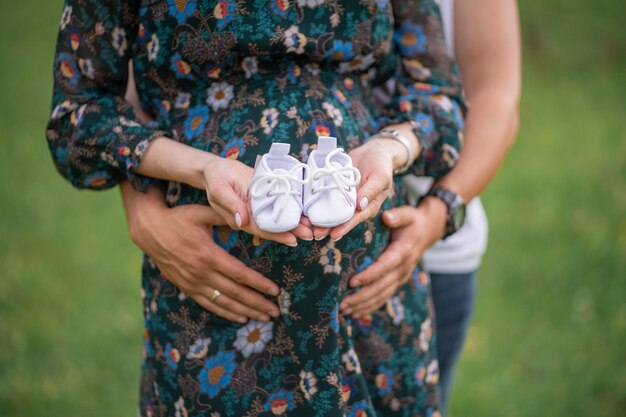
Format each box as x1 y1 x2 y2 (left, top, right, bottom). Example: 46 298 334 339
134 137 219 190
435 0 521 202
435 89 519 201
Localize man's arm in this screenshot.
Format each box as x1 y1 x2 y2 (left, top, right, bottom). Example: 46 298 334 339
341 0 522 318
435 0 521 200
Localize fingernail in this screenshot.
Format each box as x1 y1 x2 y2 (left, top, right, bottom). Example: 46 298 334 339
314 234 327 241
300 236 314 241
268 287 279 296
385 211 396 221
260 314 271 322
237 317 248 324
339 303 348 310
359 197 368 211
351 278 361 287
286 242 298 247
269 310 280 318
235 212 242 228
331 234 344 242
344 308 352 315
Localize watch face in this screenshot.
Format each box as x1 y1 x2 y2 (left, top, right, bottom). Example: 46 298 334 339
453 203 467 231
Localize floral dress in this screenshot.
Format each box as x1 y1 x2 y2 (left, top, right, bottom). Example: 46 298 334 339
46 0 465 416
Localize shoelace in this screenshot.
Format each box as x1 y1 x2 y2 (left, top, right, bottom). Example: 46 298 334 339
309 148 361 206
249 163 310 222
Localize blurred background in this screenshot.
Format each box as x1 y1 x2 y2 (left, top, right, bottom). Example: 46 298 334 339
1 0 625 415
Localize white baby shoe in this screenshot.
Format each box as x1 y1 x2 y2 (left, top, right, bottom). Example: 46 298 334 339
249 143 309 233
303 136 361 228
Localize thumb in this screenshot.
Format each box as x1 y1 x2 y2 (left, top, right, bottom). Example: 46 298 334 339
189 205 228 226
382 206 417 228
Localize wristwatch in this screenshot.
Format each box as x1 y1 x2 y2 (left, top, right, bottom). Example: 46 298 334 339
419 186 466 239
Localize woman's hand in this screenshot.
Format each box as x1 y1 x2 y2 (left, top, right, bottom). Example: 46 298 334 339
201 157 313 245
121 183 282 323
324 140 394 241
321 129 416 241
339 197 447 318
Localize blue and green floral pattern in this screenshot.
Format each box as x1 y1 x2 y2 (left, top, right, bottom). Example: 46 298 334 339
46 1 465 416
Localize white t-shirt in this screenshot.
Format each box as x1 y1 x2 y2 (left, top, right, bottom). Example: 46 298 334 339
405 0 489 274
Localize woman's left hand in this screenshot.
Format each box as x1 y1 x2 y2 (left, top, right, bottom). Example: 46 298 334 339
320 140 395 241
339 198 447 318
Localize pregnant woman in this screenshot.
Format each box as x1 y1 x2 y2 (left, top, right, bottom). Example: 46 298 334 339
46 1 464 416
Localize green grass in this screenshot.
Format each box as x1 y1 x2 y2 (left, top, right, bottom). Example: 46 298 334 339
1 0 625 415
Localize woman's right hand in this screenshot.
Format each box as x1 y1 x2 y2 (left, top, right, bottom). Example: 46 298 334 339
201 156 313 245
121 182 282 323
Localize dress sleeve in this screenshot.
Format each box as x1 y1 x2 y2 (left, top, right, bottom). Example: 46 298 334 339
381 0 467 179
45 0 170 191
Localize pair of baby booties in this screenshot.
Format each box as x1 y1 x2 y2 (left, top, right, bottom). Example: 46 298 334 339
248 136 361 233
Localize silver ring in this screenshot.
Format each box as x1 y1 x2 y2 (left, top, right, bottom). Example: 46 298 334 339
209 289 221 302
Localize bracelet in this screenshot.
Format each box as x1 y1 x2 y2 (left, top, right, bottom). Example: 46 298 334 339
370 128 417 174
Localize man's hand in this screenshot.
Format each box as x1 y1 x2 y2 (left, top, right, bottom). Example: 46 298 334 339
339 198 447 318
122 183 281 324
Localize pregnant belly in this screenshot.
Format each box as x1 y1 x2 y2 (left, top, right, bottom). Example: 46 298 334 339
209 221 392 328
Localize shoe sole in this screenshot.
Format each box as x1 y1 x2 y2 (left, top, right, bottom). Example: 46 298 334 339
310 214 353 228
253 216 300 234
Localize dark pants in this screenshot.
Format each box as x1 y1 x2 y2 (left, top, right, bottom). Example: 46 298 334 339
430 271 477 415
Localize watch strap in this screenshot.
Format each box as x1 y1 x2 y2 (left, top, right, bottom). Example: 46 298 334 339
420 186 466 239
426 187 464 210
